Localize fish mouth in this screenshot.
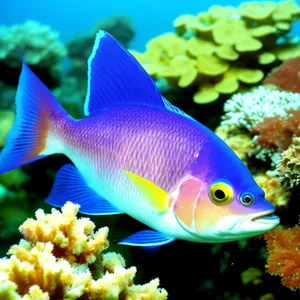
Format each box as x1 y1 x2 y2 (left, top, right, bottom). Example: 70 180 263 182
214 209 280 240
250 210 280 225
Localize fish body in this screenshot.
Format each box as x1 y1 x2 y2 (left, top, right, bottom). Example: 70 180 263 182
0 31 280 246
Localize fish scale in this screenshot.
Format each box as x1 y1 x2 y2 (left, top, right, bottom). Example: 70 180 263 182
64 105 202 193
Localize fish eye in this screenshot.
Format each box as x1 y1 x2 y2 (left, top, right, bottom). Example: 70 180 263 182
240 192 254 206
209 182 233 205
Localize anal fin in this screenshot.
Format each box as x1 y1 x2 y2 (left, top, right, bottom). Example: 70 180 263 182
45 164 123 215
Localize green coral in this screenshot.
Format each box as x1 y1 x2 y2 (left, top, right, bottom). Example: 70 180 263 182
131 0 300 104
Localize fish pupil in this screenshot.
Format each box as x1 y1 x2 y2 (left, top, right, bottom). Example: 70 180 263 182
214 189 225 200
243 195 253 204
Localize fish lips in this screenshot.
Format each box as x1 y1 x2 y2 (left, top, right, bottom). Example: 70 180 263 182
215 209 280 238
240 209 280 232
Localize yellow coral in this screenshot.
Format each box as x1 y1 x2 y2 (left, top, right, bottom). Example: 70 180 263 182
272 0 300 21
159 55 197 88
132 0 300 104
215 125 254 163
258 52 276 65
238 2 277 20
254 173 291 207
0 202 168 300
194 84 219 104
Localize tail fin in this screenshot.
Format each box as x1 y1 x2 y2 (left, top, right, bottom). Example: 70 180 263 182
0 53 68 174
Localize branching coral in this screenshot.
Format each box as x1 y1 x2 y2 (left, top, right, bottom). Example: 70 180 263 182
221 86 300 162
264 226 300 290
222 86 300 130
0 202 168 299
131 0 300 104
276 136 300 188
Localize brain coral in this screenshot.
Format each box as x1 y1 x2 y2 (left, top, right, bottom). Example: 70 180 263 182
131 0 300 104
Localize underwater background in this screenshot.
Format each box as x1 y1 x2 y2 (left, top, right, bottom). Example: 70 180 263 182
3 0 300 50
1 0 300 299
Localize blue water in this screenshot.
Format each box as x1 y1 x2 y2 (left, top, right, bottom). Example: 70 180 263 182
2 0 300 50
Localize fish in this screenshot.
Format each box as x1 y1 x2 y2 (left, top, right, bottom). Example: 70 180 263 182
0 31 280 247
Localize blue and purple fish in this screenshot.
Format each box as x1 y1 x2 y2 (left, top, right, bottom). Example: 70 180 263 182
0 31 279 247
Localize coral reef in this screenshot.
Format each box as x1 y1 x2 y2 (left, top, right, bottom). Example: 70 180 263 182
253 173 291 207
263 56 300 93
0 202 167 299
276 136 300 188
216 86 296 209
94 15 135 48
0 82 16 110
0 20 66 88
222 86 300 131
251 110 300 152
67 16 134 79
221 86 300 163
214 125 291 207
131 0 300 104
264 226 300 290
55 15 135 118
215 124 254 164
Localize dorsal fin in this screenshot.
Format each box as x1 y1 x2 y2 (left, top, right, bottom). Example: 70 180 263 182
84 31 165 116
162 97 195 121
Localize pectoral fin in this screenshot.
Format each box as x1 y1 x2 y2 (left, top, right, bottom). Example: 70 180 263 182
119 230 176 247
123 170 169 213
46 164 123 215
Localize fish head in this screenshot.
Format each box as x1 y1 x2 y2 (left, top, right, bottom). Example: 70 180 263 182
192 177 280 242
173 148 280 242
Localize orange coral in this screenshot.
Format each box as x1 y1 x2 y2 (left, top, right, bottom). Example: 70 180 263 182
251 110 300 151
263 56 300 93
264 226 300 290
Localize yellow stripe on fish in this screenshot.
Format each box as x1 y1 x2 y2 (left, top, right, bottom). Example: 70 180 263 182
122 170 170 213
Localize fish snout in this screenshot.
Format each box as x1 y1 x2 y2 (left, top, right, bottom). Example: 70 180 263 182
215 202 280 240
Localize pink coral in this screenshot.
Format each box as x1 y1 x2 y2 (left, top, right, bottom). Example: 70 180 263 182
263 56 300 93
251 110 300 151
